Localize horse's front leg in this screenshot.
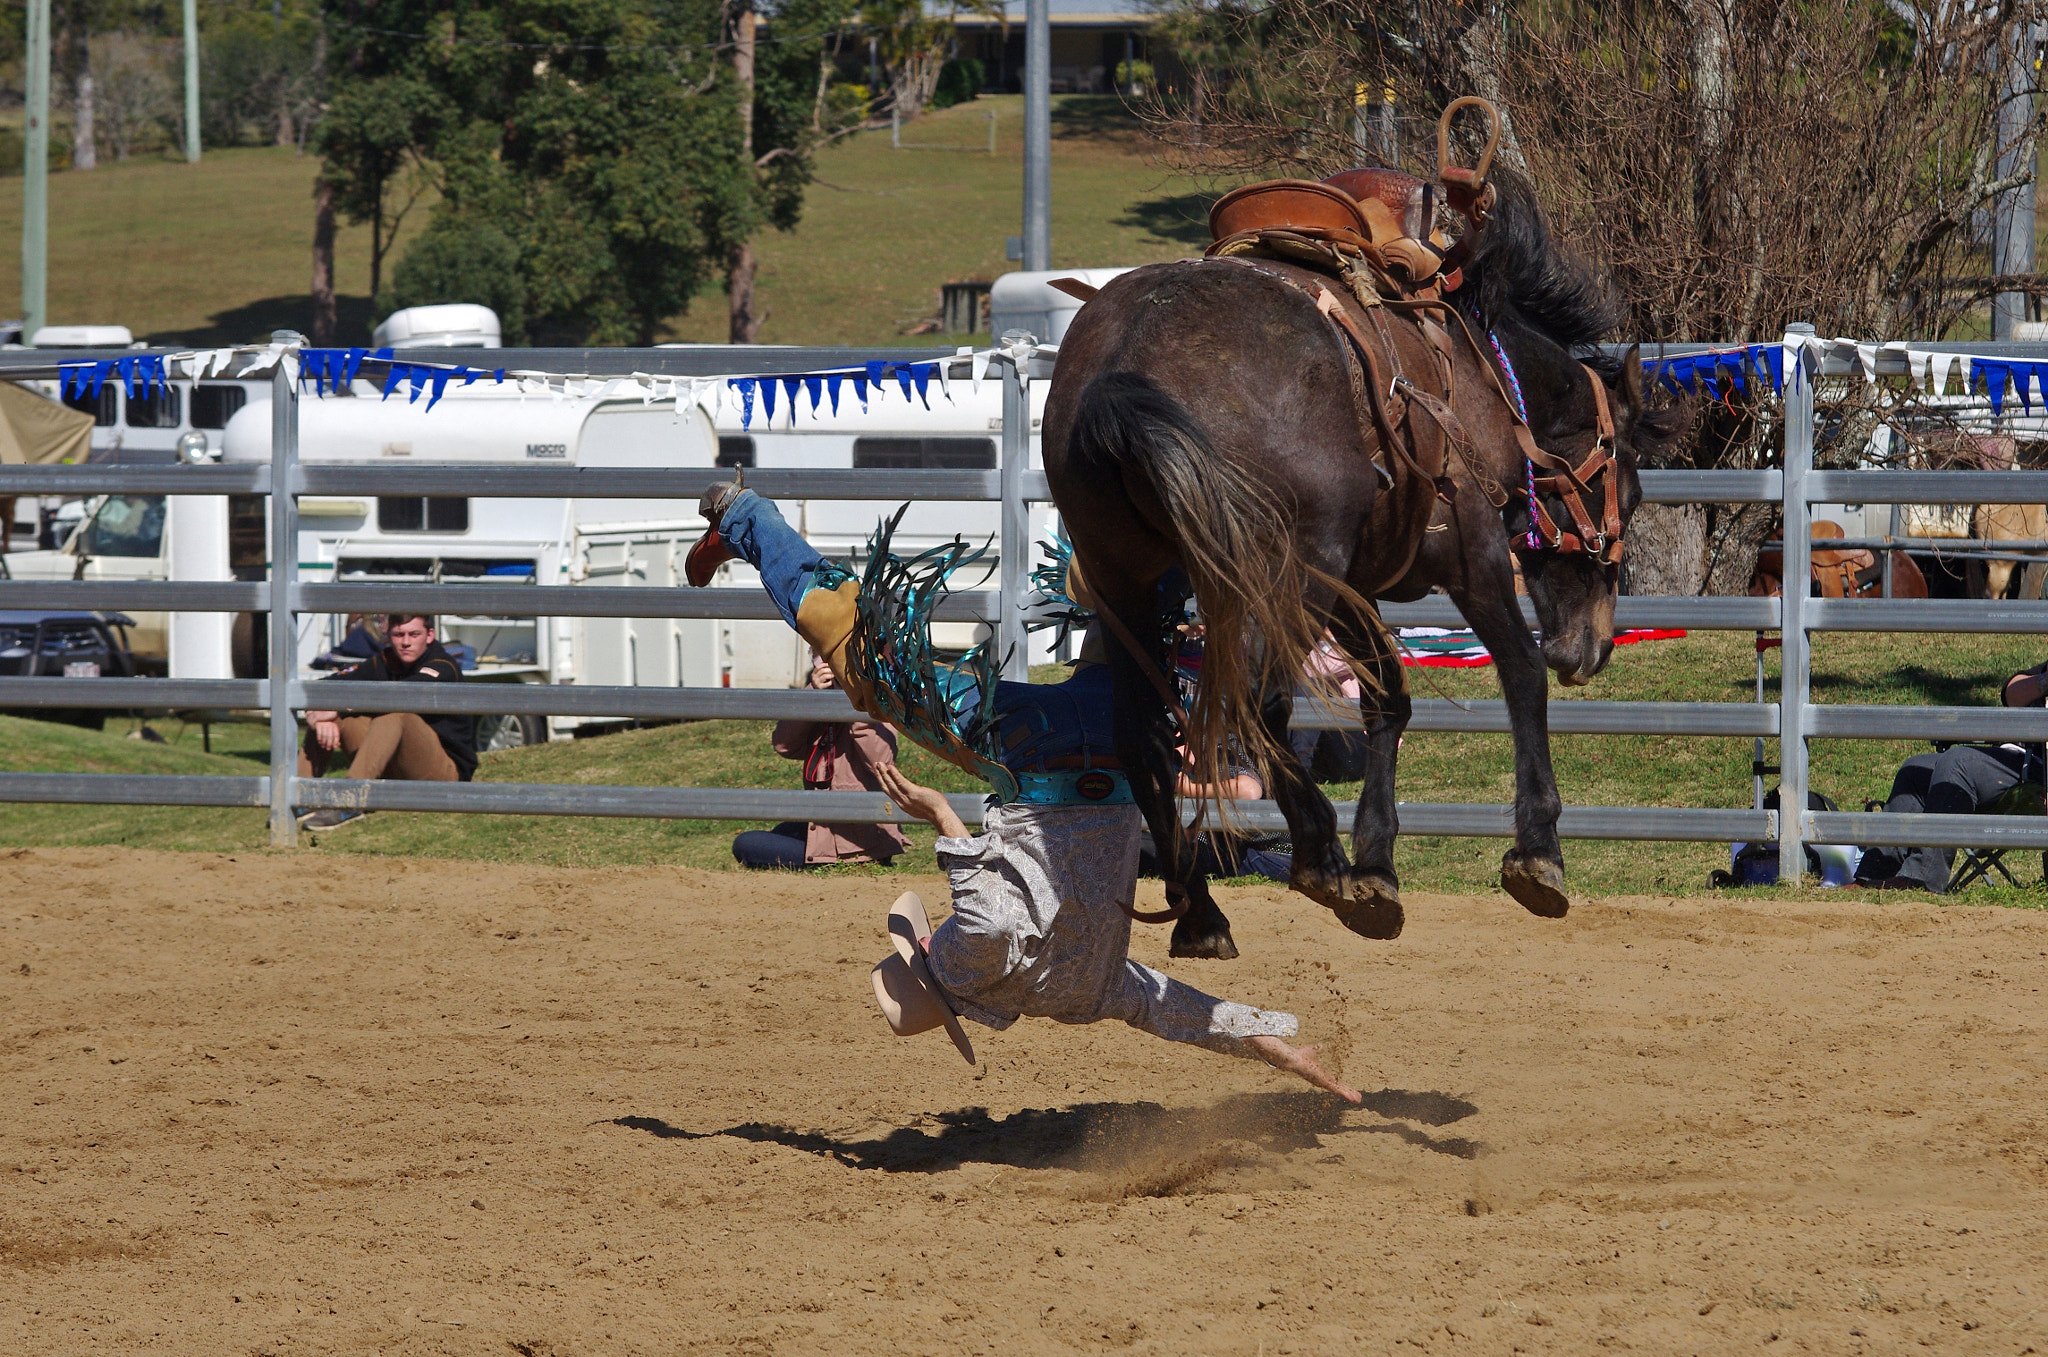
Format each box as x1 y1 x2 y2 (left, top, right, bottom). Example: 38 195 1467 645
1103 611 1237 961
1446 573 1568 918
1328 610 1409 938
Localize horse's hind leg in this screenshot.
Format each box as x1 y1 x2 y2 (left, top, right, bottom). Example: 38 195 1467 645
1101 595 1238 961
1447 575 1568 918
1331 609 1408 939
1259 679 1400 940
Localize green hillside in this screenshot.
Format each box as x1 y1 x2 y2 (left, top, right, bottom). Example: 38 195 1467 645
0 95 1212 349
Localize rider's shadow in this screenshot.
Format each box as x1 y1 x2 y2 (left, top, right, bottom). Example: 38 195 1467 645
612 1087 1480 1173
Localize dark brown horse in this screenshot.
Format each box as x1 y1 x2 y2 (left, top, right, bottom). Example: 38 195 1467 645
1043 169 1681 959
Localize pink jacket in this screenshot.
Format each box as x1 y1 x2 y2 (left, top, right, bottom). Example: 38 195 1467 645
771 714 911 864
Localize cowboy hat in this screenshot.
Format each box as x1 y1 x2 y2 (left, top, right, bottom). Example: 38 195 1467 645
870 891 976 1065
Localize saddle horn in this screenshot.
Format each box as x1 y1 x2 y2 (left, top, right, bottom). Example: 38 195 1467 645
1436 96 1503 230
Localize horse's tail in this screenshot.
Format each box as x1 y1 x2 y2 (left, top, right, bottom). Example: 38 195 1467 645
1069 371 1379 808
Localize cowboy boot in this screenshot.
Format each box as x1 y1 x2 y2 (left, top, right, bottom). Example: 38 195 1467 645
685 473 746 587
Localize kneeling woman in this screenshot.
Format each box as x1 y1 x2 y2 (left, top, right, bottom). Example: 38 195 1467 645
732 651 907 870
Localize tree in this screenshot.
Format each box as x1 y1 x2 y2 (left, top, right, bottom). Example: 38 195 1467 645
727 0 867 341
1135 0 2047 594
313 0 861 346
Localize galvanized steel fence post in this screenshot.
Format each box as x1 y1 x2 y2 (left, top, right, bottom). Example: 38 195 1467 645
268 335 302 847
1777 327 1815 881
998 351 1030 681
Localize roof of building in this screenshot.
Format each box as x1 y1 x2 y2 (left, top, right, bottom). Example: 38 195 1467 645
954 0 1157 26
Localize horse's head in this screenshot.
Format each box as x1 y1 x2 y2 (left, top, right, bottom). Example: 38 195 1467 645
1512 348 1653 687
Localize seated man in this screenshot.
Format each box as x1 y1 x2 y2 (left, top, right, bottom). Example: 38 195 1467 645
298 612 477 831
1853 661 2048 892
732 651 908 869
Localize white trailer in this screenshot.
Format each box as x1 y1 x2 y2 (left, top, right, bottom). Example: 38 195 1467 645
2 365 1058 743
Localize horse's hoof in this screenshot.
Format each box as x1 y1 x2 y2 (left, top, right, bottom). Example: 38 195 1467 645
1501 852 1570 918
1331 874 1404 940
1168 922 1240 961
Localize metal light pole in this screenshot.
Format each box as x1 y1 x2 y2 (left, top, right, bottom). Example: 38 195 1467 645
1022 0 1051 272
183 0 201 163
23 0 49 339
1991 20 2037 339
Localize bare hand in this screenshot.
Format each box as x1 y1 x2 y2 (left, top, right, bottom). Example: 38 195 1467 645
876 763 968 839
307 711 341 752
1244 1035 1362 1103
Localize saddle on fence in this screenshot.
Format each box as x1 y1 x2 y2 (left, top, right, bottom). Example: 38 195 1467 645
1750 520 1929 599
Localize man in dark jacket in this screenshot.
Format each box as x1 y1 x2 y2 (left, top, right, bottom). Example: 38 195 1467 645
1853 661 2048 892
298 613 477 830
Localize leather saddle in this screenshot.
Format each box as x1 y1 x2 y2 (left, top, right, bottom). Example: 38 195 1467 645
1205 171 1456 301
1751 519 1929 599
1201 97 1505 300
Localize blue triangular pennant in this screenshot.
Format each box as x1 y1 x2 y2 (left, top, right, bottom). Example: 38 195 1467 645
1981 359 2009 415
732 378 757 429
781 376 802 425
381 362 407 400
803 376 823 413
910 363 934 408
827 374 843 415
761 377 778 424
1756 344 1784 395
425 368 454 411
853 376 869 409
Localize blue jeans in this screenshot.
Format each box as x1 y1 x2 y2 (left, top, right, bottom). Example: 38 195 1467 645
721 489 1121 772
719 490 843 630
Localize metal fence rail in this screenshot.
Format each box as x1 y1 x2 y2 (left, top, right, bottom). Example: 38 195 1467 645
2 335 2048 875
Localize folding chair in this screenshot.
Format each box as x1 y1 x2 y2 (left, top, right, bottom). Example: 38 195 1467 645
1947 781 2048 891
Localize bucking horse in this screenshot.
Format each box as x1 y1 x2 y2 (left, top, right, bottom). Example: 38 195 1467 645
1042 100 1686 959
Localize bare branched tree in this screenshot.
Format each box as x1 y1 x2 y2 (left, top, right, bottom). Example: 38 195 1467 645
1133 0 2046 593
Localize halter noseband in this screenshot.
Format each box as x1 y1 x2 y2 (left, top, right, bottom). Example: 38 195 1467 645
1520 364 1624 566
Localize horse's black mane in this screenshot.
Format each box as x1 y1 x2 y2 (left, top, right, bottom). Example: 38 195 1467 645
1458 167 1620 351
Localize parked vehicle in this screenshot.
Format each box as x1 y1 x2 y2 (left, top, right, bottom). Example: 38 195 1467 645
4 343 1058 738
0 609 140 730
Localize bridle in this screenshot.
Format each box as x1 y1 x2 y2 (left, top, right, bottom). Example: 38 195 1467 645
1520 366 1624 566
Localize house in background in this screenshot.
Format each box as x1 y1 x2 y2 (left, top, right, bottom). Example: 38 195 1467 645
955 0 1179 97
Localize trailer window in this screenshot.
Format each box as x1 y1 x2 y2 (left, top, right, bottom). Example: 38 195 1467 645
79 495 166 558
228 495 267 572
62 386 118 427
126 385 182 429
852 437 996 470
378 497 470 533
191 384 248 429
716 435 755 468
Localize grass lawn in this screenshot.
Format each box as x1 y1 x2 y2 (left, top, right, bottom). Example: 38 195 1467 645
0 96 1205 349
664 95 1216 348
0 146 428 346
3 628 2044 907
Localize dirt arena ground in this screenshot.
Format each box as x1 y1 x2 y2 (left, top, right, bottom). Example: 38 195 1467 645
4 846 2048 1355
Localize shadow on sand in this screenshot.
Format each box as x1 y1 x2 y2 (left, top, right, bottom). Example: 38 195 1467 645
611 1086 1481 1174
